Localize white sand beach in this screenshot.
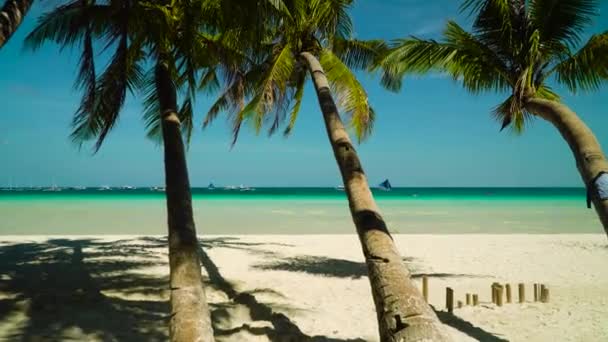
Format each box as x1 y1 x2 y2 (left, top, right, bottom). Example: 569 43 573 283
0 234 606 341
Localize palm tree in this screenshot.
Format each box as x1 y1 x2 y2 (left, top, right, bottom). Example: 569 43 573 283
0 0 33 49
204 1 450 340
25 1 219 340
379 0 608 237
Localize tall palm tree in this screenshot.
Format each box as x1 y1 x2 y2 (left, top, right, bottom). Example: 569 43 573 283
379 0 608 237
0 0 33 49
204 1 450 340
25 1 220 340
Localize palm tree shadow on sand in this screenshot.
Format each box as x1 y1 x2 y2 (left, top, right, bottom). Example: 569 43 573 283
0 236 508 341
248 247 508 341
0 238 169 341
194 237 366 342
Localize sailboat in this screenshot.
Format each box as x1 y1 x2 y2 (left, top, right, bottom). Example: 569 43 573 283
378 179 392 191
43 178 61 192
208 182 216 190
239 184 254 192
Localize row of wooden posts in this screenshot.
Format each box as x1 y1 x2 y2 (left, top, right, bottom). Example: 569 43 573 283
421 276 550 313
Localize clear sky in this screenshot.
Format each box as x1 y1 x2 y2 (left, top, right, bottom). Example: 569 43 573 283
0 0 607 188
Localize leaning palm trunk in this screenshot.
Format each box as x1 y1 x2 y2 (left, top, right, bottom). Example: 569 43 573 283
525 97 608 238
156 61 215 342
0 0 33 50
301 51 450 342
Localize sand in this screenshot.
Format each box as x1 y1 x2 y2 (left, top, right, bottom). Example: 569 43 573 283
0 234 606 341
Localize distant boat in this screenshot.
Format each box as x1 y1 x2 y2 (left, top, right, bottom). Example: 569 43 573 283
43 178 61 192
335 185 345 191
121 185 136 190
150 186 165 192
378 179 392 191
208 183 216 190
239 184 254 192
98 186 111 191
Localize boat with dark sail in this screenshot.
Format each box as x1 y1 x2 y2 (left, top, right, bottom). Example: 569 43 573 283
378 179 392 191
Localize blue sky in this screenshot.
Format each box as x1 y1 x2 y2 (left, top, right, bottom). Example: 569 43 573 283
0 0 607 187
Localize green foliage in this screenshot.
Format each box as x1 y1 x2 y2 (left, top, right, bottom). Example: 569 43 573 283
379 0 607 132
320 50 374 141
206 0 383 143
24 0 266 151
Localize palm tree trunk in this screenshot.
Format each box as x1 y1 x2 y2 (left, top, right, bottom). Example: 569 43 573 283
301 51 450 342
0 0 33 50
155 61 215 342
526 97 608 238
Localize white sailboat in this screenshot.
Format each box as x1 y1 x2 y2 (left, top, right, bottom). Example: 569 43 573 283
239 184 254 192
43 178 61 192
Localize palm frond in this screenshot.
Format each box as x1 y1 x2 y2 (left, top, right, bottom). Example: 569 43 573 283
333 38 387 71
493 95 527 133
231 43 295 143
552 31 608 92
312 0 354 40
71 26 97 143
320 49 374 142
283 72 306 136
71 31 144 151
379 38 453 91
24 1 110 51
142 70 162 143
203 69 246 129
179 96 194 145
380 22 512 93
460 0 526 64
530 0 598 48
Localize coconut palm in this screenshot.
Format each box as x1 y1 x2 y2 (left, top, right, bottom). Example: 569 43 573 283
204 0 450 340
25 1 221 340
379 0 608 237
0 0 33 49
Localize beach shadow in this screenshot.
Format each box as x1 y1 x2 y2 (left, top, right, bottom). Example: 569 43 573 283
252 254 485 280
201 236 294 258
197 239 366 342
0 238 169 341
435 310 509 342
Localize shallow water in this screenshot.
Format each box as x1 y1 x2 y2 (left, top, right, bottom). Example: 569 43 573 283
0 188 600 234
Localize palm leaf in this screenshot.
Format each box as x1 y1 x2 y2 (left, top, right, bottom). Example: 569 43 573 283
283 72 306 136
530 0 598 47
231 43 295 143
24 1 111 51
552 31 608 92
320 49 374 142
333 38 387 70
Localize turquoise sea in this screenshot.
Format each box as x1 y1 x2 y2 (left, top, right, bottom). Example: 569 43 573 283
0 187 601 234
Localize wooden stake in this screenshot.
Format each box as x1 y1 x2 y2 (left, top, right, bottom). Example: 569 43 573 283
458 300 463 308
422 276 428 303
473 294 479 306
496 285 504 307
506 284 512 303
541 287 550 303
518 283 525 303
540 284 547 303
446 287 454 314
491 283 497 304
534 283 539 302
466 293 471 305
